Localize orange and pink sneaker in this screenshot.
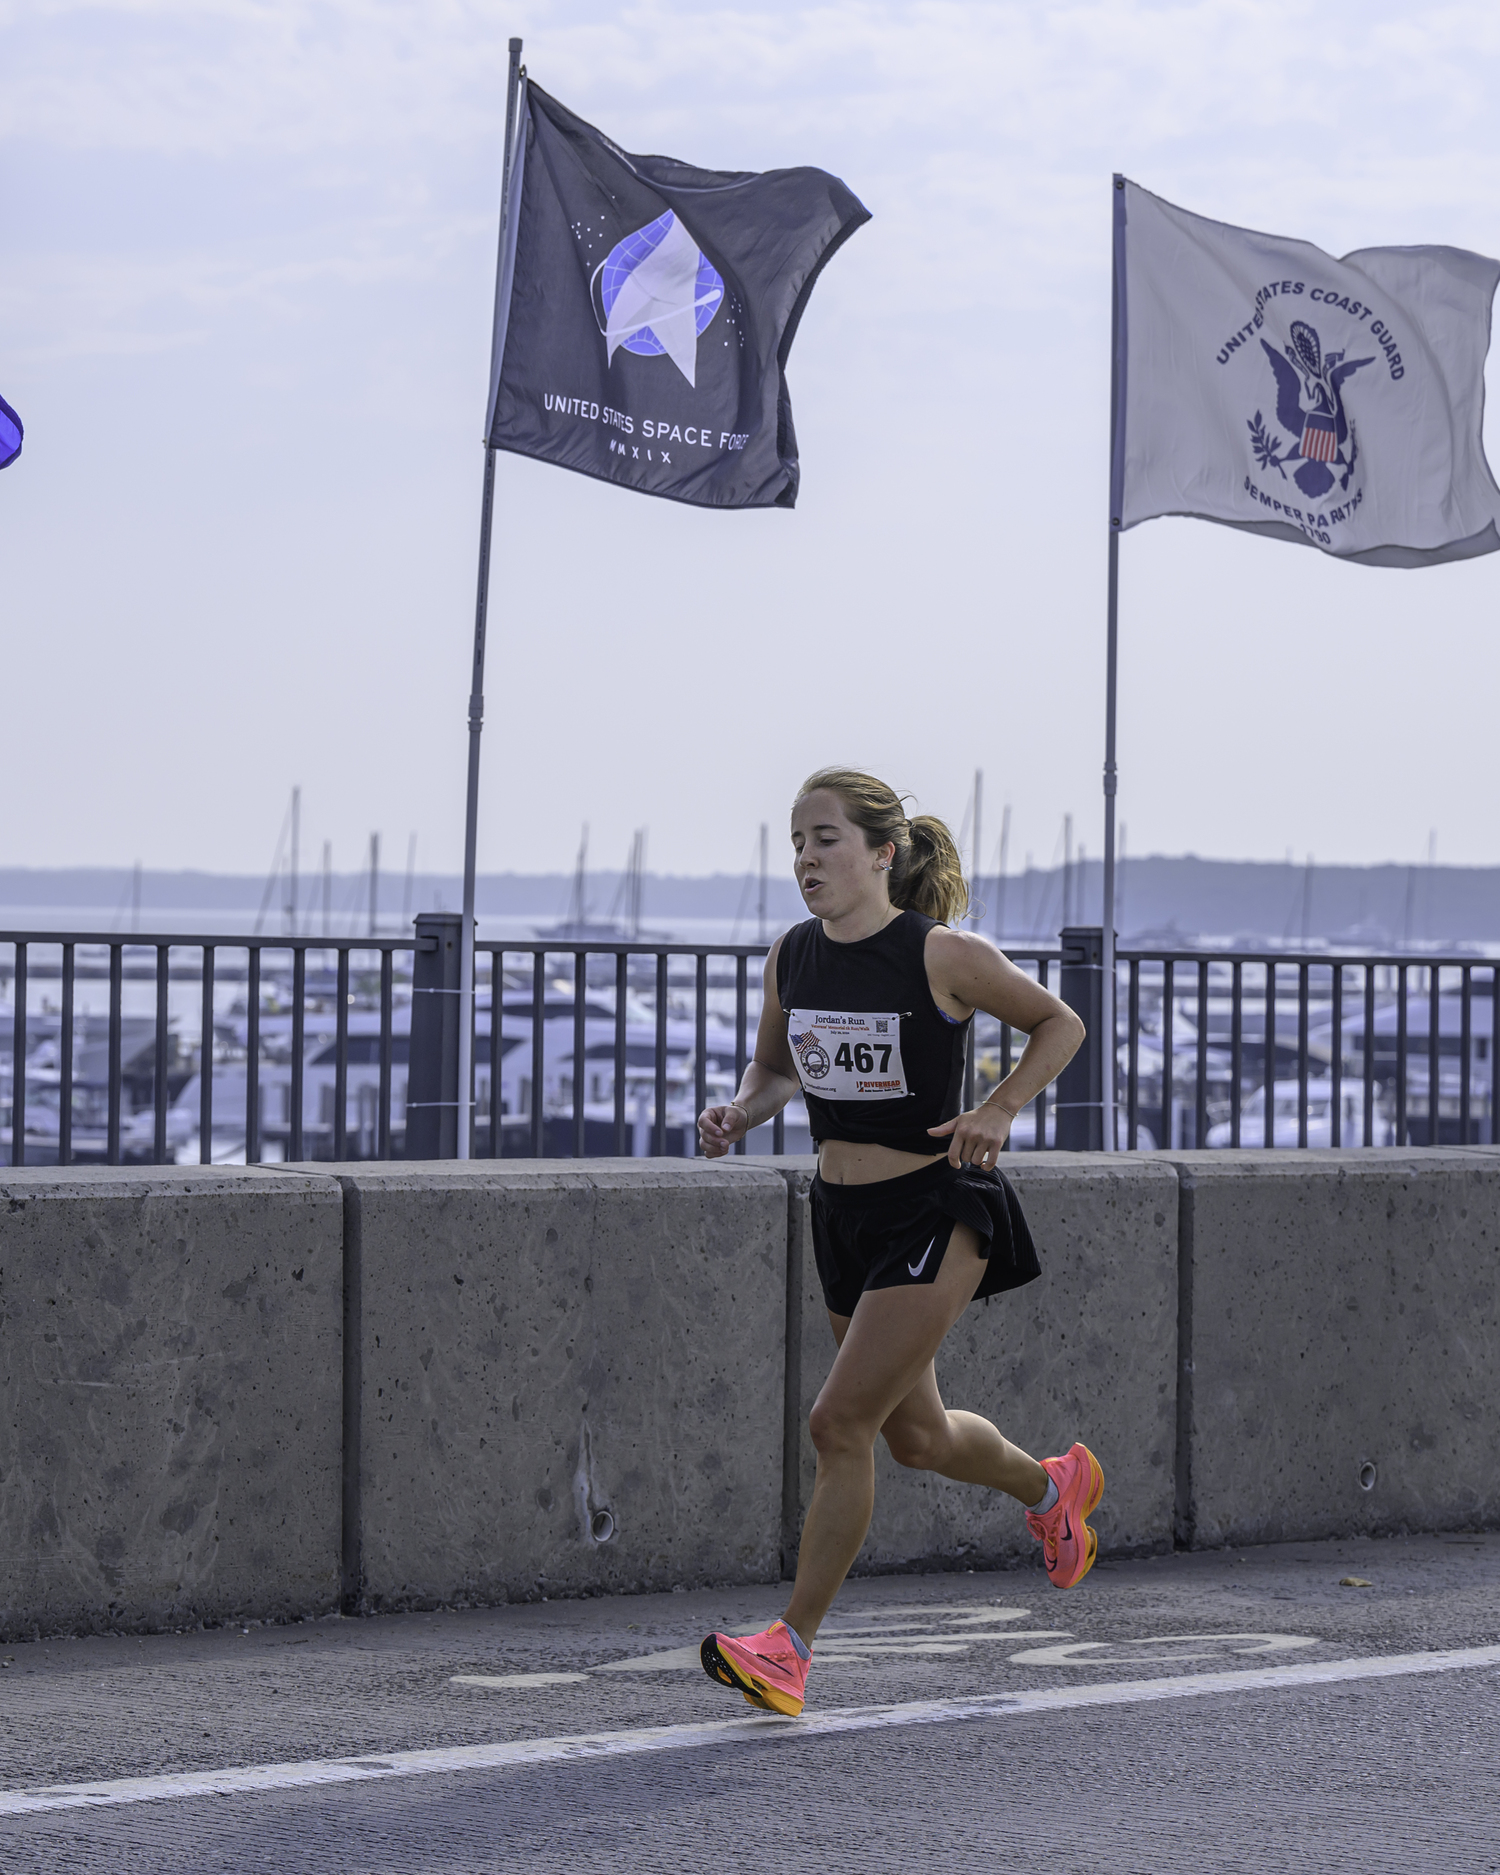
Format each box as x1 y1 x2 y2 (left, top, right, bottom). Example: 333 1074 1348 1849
1026 1442 1105 1588
701 1619 811 1716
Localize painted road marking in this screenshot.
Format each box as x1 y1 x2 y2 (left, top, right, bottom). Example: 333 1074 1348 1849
836 1605 1034 1622
590 1646 704 1674
826 1608 1034 1631
1009 1633 1319 1667
451 1673 590 1690
451 1625 1300 1685
3 1644 1498 1820
820 1631 1065 1651
817 1635 1064 1659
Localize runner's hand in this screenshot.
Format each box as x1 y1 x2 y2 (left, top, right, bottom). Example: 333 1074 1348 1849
699 1102 748 1158
928 1101 1015 1170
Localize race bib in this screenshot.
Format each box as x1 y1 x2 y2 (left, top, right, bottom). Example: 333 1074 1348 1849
786 1009 908 1101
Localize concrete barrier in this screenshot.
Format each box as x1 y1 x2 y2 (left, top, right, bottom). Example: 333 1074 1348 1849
1168 1149 1500 1549
0 1165 343 1640
5 1149 1495 1637
333 1160 788 1609
778 1154 1180 1578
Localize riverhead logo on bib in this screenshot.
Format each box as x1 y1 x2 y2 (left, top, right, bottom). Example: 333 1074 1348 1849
787 1010 908 1101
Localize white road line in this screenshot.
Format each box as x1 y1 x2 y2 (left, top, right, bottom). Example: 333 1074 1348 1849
2 1644 1497 1821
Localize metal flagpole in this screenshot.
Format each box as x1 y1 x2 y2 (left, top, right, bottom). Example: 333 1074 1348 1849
457 35 523 1161
1100 173 1128 1151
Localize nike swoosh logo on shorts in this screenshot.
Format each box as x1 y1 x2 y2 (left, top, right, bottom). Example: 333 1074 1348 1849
908 1236 936 1278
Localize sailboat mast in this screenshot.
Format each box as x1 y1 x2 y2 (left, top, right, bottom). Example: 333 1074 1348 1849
402 833 417 928
571 825 589 929
288 786 300 937
1063 812 1073 930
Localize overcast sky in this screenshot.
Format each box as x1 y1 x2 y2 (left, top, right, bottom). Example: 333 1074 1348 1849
5 0 1500 883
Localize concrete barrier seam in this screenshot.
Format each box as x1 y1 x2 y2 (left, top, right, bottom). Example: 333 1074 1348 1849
339 1176 363 1615
1174 1167 1195 1552
780 1173 805 1581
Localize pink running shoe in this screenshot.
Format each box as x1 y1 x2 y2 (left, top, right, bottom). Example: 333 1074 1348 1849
701 1619 811 1717
1026 1442 1105 1589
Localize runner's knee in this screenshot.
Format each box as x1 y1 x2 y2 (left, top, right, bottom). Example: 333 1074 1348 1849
808 1394 877 1458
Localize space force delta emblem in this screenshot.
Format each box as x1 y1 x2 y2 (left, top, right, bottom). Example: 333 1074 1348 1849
484 81 868 510
591 210 724 387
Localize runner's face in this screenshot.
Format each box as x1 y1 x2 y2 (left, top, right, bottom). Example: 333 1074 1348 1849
790 790 894 921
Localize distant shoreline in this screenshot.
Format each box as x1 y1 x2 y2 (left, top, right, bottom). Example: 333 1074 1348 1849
2 857 1498 946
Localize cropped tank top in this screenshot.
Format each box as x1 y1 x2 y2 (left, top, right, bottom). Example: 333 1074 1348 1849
775 910 969 1155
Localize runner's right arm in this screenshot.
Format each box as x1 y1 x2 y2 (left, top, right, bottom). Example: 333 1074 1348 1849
698 937 800 1157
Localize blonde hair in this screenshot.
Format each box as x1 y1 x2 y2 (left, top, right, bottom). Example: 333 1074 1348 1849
795 766 969 925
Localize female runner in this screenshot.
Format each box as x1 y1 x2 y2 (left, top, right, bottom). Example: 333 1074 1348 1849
697 767 1102 1718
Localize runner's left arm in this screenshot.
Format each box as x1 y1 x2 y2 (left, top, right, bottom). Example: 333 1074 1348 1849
923 929 1084 1166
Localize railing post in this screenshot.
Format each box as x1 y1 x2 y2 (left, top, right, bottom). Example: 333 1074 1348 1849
407 911 463 1159
1055 925 1106 1150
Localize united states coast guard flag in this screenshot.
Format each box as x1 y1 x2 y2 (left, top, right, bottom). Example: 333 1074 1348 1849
1118 180 1500 567
486 82 869 508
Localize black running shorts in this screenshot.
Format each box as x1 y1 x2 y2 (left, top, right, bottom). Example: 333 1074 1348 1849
809 1157 1041 1319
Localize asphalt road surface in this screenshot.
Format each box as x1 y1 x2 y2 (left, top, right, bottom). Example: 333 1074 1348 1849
1 1531 1497 1873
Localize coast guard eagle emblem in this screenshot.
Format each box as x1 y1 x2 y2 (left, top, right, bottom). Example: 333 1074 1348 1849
1246 320 1373 500
790 1028 831 1080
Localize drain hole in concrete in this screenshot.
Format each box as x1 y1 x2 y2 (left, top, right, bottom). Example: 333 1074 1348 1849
1358 1462 1377 1491
590 1509 616 1543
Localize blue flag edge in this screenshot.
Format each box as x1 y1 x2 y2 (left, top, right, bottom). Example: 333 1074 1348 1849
0 391 22 472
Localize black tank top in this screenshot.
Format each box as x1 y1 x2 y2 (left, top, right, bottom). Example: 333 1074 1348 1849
775 910 969 1155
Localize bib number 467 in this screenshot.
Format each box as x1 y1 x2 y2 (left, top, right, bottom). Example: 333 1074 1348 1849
835 1041 890 1074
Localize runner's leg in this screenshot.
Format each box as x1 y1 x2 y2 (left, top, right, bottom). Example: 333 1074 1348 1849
878 1360 1047 1496
784 1225 1041 1644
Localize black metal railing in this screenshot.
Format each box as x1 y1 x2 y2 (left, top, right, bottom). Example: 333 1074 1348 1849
2 930 1494 1165
1116 948 1500 1150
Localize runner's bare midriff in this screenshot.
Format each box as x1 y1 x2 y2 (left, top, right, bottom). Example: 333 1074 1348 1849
817 1139 948 1186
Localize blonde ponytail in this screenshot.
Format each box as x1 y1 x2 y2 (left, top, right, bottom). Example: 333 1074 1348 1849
900 814 969 925
794 767 970 925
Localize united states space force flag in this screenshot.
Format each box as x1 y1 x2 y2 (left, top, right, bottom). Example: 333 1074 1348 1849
0 392 21 472
1118 181 1500 567
486 83 869 509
